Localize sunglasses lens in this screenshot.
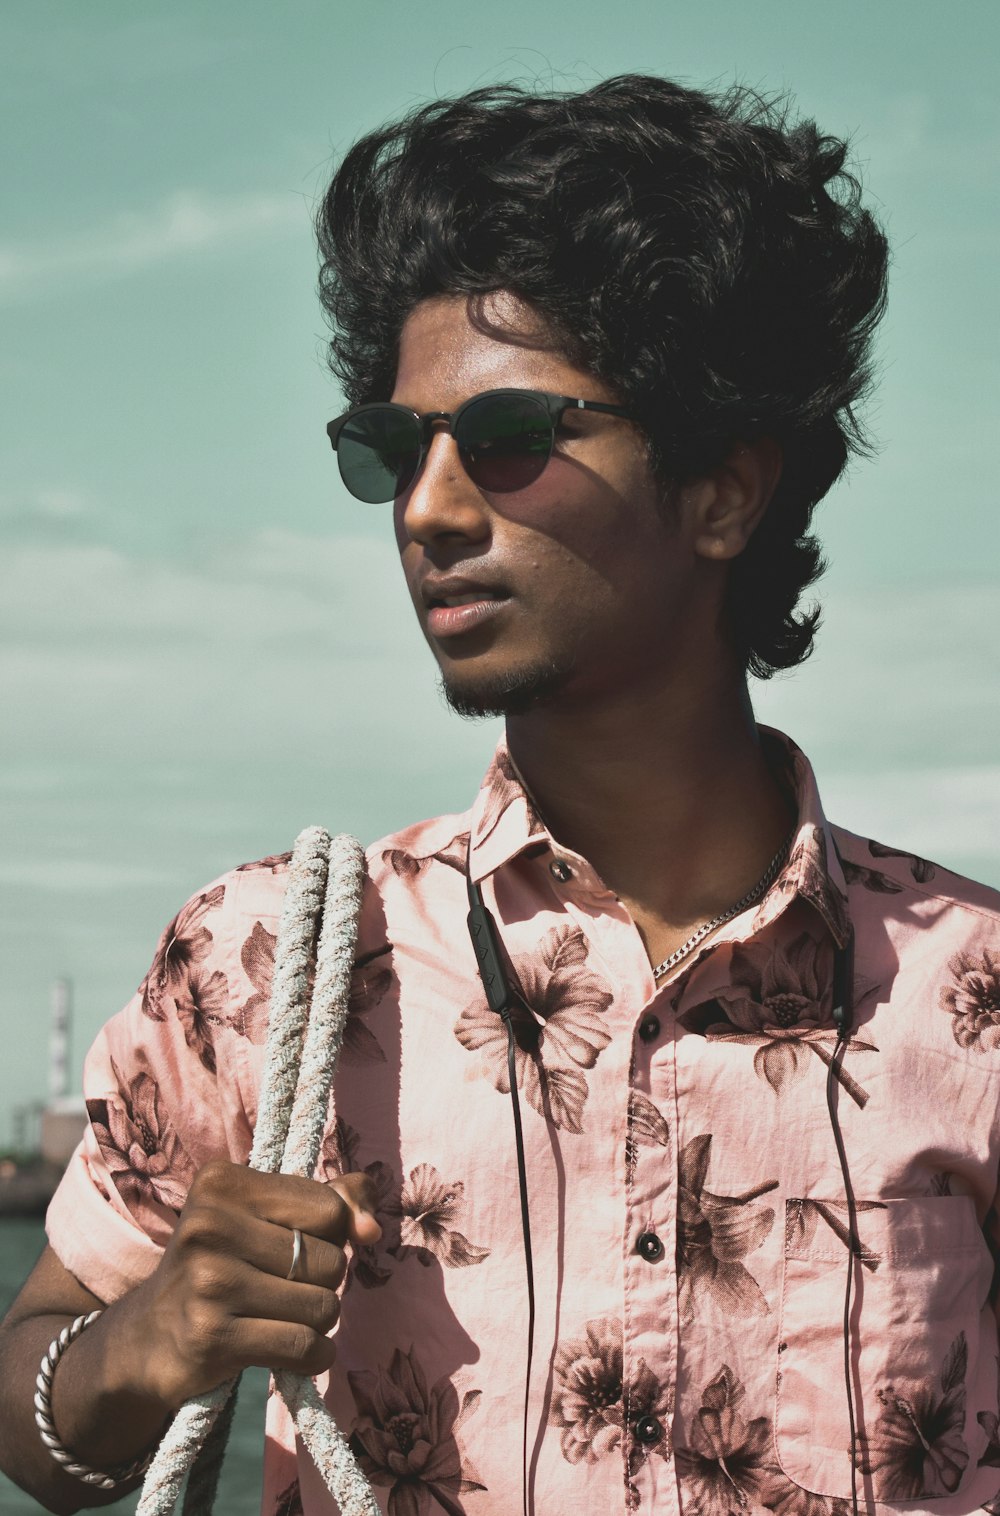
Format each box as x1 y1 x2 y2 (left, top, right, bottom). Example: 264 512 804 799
457 393 553 492
336 408 422 503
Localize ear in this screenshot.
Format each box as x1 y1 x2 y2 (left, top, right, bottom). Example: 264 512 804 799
688 437 783 562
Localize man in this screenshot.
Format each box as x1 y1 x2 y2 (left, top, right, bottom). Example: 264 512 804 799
2 73 999 1516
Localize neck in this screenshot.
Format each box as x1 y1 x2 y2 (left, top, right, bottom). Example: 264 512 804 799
505 661 795 942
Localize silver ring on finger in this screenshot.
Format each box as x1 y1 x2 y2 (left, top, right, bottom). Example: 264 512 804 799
286 1226 304 1282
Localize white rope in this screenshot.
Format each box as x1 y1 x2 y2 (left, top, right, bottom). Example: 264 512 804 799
251 827 333 1176
281 832 366 1180
136 827 380 1516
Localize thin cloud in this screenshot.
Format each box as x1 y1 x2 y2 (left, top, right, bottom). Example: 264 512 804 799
0 189 307 301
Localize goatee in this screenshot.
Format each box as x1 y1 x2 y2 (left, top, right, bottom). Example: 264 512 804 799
440 656 572 719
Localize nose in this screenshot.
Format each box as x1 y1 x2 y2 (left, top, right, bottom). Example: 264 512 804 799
395 426 491 550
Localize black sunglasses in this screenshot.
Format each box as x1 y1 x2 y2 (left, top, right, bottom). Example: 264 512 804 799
325 388 636 504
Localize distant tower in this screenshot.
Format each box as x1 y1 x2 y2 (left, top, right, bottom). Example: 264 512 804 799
49 977 72 1102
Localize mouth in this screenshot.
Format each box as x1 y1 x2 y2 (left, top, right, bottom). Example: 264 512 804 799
421 580 512 639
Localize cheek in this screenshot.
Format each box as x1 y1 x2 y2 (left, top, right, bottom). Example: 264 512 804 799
392 498 409 555
393 533 425 616
492 470 625 577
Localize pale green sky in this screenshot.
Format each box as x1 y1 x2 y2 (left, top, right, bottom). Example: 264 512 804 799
2 0 999 1140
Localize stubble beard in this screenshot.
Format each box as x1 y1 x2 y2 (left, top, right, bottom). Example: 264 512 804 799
439 654 575 719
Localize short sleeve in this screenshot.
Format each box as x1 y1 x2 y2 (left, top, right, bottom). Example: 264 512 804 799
45 869 268 1303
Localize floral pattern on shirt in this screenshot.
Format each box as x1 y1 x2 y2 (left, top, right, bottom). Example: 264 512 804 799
842 860 906 895
344 944 393 1063
939 949 1000 1051
677 1134 777 1321
677 932 878 1107
236 851 291 875
550 1315 624 1464
754 822 850 947
348 1349 486 1516
626 1356 674 1490
978 1360 1000 1469
388 1163 490 1269
625 1088 670 1185
320 1118 396 1289
139 883 225 1020
868 840 937 883
845 844 938 895
675 1364 778 1516
784 1196 885 1271
230 922 393 1057
454 924 613 1133
321 1126 489 1288
549 1315 674 1487
858 1331 970 1499
86 1062 195 1219
231 919 276 1042
173 963 229 1075
476 747 546 845
383 831 470 878
676 1363 851 1516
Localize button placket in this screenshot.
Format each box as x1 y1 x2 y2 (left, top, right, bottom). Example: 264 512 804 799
624 1002 679 1508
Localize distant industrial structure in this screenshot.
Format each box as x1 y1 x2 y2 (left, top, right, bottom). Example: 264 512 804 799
40 976 88 1164
1 978 88 1215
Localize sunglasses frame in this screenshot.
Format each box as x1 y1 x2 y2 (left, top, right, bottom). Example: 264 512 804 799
325 387 637 502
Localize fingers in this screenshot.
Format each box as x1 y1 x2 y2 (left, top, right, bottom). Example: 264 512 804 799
227 1316 339 1379
190 1161 382 1251
143 1160 385 1402
253 1216 349 1290
227 1260 343 1338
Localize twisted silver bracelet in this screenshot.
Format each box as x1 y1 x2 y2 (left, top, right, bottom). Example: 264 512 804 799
34 1308 157 1490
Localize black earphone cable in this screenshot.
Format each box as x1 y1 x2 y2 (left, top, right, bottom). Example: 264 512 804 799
466 868 536 1516
827 927 861 1516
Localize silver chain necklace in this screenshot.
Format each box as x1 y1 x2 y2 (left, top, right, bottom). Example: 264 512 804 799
651 825 796 981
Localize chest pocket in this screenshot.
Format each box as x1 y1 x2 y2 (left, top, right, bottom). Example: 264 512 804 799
775 1195 995 1503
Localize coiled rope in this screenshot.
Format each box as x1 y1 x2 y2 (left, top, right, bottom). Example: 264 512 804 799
136 827 380 1516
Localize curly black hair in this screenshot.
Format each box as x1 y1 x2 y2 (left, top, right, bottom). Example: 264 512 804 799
316 74 889 678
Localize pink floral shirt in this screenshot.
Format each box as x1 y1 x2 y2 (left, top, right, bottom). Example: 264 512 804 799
47 727 1000 1516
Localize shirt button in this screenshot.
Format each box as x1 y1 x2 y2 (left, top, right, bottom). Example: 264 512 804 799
637 1231 664 1262
549 859 573 882
634 1415 663 1445
638 1014 660 1042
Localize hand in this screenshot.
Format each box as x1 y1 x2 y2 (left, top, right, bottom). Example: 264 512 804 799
117 1159 382 1411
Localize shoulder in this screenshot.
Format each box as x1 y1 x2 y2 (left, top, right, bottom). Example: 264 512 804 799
833 828 1000 1057
135 851 291 1022
365 810 472 886
832 824 1000 926
147 804 472 968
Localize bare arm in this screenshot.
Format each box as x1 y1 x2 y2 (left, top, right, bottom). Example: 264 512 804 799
0 1246 175 1513
0 1162 380 1514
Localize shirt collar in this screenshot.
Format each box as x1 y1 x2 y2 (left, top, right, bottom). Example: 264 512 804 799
467 742 549 882
467 726 851 948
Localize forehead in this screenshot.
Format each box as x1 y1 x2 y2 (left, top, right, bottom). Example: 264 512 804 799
392 292 618 410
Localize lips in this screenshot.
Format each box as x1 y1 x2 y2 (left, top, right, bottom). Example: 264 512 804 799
420 576 511 639
420 575 508 609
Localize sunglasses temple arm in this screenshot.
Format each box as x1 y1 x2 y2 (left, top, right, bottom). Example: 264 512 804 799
578 399 636 418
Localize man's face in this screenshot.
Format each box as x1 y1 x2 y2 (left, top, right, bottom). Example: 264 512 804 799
391 292 713 718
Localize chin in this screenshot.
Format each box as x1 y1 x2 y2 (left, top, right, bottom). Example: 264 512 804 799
439 656 572 719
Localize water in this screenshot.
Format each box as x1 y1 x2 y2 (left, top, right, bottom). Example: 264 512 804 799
0 1219 268 1514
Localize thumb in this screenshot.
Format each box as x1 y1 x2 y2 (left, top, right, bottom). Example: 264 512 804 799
331 1170 383 1246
